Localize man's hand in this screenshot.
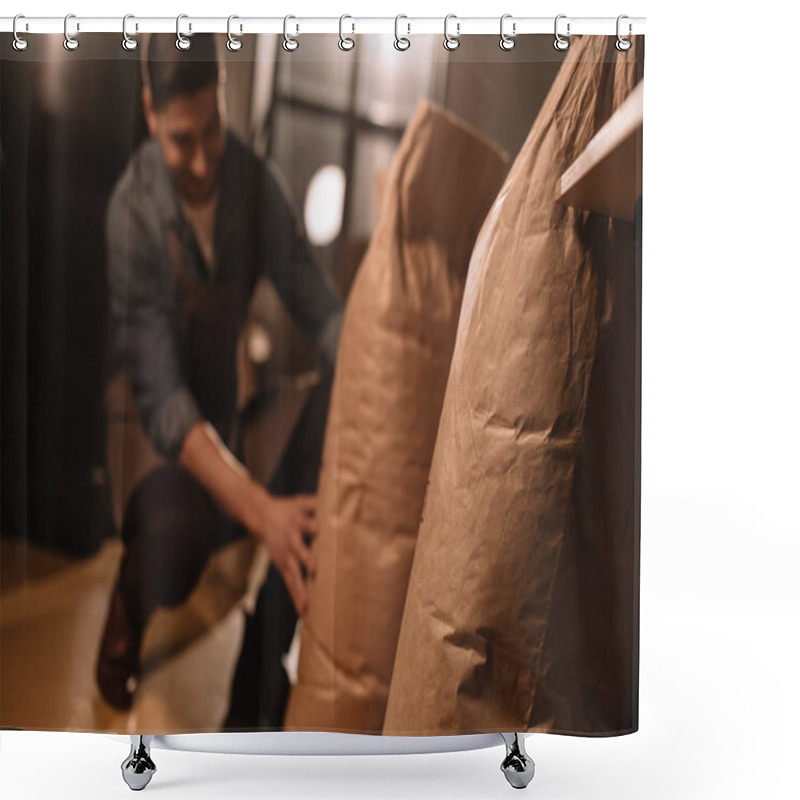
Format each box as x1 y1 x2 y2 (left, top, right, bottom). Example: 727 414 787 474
244 487 319 616
177 420 320 616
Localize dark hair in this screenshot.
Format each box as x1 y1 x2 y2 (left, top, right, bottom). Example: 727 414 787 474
145 34 219 111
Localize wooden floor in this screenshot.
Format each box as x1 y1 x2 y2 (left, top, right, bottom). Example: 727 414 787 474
0 534 268 734
0 374 319 734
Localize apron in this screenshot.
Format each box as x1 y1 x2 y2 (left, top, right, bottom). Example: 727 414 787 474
105 217 244 535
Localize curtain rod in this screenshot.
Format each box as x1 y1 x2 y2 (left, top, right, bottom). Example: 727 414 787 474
0 16 646 37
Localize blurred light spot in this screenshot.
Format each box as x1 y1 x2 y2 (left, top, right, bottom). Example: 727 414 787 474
304 165 346 247
248 324 272 363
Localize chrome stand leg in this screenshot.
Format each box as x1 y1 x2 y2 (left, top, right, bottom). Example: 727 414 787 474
500 733 535 789
121 735 157 791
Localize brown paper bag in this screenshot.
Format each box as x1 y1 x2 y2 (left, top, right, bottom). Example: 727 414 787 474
283 100 508 733
383 36 643 736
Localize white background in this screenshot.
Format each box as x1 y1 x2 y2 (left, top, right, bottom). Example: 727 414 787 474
2 0 799 798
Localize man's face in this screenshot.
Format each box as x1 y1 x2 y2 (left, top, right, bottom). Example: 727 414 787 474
144 83 224 205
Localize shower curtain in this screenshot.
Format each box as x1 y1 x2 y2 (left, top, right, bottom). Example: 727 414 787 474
0 28 644 737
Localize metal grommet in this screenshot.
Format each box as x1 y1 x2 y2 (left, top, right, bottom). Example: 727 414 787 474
394 14 410 51
499 14 516 51
554 14 570 51
12 14 29 51
443 14 460 51
283 15 299 52
122 14 138 51
616 14 632 51
63 13 79 51
339 14 355 51
227 15 242 51
176 13 191 51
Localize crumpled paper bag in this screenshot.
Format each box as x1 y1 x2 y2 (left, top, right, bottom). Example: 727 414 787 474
383 35 643 736
283 100 508 733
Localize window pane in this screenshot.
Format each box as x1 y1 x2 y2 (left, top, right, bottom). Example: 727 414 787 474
354 35 437 128
276 35 354 112
270 106 347 278
270 106 347 218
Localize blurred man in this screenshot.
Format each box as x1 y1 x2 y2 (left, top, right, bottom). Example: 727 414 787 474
96 33 342 713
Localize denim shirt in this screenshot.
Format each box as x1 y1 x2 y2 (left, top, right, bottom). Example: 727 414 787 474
105 128 343 460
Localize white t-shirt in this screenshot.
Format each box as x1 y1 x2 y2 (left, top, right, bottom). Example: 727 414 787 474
180 190 219 274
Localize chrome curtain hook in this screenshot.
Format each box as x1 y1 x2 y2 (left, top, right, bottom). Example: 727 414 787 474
176 13 191 50
122 14 138 51
283 15 299 51
616 14 632 51
339 14 355 51
394 14 410 51
12 14 29 51
64 13 79 51
443 14 460 51
499 14 516 51
227 15 242 51
554 14 570 51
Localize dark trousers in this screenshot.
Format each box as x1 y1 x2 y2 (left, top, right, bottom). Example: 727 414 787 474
117 463 247 638
116 363 333 729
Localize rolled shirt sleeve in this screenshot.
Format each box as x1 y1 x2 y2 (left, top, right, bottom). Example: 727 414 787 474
106 190 202 460
259 159 344 363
